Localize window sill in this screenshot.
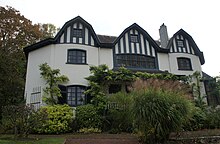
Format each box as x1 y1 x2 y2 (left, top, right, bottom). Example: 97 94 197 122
66 62 88 65
178 69 193 71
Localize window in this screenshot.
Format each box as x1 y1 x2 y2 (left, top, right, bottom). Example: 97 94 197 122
177 40 184 47
67 86 86 107
73 29 82 37
177 57 192 70
130 35 139 43
67 49 86 64
116 54 156 69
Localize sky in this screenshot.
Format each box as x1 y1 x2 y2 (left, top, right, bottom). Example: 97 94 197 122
1 0 220 77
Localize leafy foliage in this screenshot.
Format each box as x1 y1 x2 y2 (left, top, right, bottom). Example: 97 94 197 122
34 104 73 134
75 104 103 130
105 92 133 133
0 6 59 119
131 79 192 143
1 104 47 139
205 106 220 129
189 71 206 109
39 23 59 38
39 63 69 105
78 128 102 134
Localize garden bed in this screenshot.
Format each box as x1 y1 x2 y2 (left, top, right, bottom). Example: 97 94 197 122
2 130 220 144
169 129 220 144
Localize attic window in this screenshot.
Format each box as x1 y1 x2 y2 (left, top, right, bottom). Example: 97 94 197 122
130 35 139 43
177 40 184 47
73 29 82 37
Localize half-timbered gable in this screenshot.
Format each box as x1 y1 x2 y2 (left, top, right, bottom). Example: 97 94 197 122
55 16 99 46
113 23 163 70
167 29 205 65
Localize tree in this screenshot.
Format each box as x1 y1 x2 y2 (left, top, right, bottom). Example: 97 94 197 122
0 6 58 120
0 6 43 117
39 23 59 38
39 63 69 105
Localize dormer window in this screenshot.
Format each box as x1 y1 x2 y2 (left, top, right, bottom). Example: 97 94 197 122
177 40 184 47
130 35 139 43
73 29 82 37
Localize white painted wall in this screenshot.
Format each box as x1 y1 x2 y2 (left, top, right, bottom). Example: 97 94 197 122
53 44 99 85
157 53 170 72
25 44 100 105
168 53 202 76
100 48 113 69
24 45 53 104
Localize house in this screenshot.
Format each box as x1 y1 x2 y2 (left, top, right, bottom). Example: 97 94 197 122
24 16 210 109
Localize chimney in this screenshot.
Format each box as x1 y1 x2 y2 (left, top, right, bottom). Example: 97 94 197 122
159 23 169 48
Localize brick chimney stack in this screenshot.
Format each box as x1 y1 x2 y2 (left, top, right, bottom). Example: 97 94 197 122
159 23 169 48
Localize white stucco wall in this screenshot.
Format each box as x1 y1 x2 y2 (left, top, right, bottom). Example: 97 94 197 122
53 44 99 85
157 53 170 72
25 45 53 104
168 53 202 76
99 48 113 69
24 44 100 105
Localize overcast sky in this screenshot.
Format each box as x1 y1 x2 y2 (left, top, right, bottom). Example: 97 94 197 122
1 0 220 77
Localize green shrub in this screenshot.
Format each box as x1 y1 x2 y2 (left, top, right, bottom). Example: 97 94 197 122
34 104 73 134
1 104 47 138
205 106 220 129
75 104 102 130
105 92 133 133
78 128 101 134
131 79 192 143
183 106 206 131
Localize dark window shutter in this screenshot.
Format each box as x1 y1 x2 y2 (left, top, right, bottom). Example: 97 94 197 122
58 85 67 104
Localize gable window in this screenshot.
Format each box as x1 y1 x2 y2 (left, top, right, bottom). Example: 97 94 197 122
67 86 86 107
116 54 156 69
177 57 192 70
67 49 86 64
177 40 187 52
177 40 184 47
73 29 82 37
130 35 139 43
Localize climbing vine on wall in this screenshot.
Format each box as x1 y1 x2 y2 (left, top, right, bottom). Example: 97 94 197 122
39 63 69 105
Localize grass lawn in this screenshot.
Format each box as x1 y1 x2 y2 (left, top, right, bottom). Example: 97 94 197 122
0 134 65 144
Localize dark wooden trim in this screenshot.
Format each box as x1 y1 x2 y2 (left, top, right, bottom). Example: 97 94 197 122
123 36 126 53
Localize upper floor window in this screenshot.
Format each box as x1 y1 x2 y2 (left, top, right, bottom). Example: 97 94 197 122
73 29 82 37
116 54 156 69
67 49 86 64
67 85 86 107
177 57 192 70
177 40 184 47
130 35 139 43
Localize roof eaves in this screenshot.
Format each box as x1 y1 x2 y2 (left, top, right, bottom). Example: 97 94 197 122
23 38 55 58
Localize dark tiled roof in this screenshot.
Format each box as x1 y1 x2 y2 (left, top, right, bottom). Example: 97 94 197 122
97 34 117 44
